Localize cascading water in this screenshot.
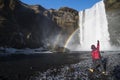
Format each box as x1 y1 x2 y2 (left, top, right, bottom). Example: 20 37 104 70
79 0 111 51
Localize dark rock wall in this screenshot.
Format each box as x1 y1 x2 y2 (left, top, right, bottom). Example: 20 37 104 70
105 0 120 46
0 0 79 50
48 7 79 34
0 0 20 48
104 0 120 10
47 7 79 49
0 0 61 49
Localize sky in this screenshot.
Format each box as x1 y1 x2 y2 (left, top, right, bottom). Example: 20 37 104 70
21 0 101 11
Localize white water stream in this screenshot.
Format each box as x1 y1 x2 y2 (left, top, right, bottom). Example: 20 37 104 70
79 0 111 51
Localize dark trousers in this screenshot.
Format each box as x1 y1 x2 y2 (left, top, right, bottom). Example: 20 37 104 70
92 59 104 72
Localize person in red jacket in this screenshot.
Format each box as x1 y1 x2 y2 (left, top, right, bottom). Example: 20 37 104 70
90 40 104 73
91 40 101 60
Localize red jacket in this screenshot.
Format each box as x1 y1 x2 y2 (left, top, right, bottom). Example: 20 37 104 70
91 41 101 60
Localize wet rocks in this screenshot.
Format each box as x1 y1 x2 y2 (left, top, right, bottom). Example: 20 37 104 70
30 52 120 80
113 65 120 80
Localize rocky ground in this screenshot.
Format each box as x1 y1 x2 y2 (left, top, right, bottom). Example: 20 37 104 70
0 53 81 80
0 51 120 80
29 52 120 80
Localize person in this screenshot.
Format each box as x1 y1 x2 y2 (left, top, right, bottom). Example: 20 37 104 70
89 40 105 74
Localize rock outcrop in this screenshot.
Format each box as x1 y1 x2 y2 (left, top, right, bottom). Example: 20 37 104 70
105 0 120 46
0 0 61 49
47 7 79 49
48 7 79 35
0 0 79 51
104 0 120 10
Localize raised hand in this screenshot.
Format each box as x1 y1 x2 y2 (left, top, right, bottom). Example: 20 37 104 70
97 40 99 43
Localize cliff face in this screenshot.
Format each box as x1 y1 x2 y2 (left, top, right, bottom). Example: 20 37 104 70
105 0 120 46
105 0 120 10
48 7 79 35
0 0 61 49
0 0 79 50
47 7 79 49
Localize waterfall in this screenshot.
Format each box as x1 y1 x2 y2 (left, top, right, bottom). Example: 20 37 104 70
79 0 111 51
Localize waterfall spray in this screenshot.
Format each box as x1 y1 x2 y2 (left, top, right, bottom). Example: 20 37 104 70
79 0 111 51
